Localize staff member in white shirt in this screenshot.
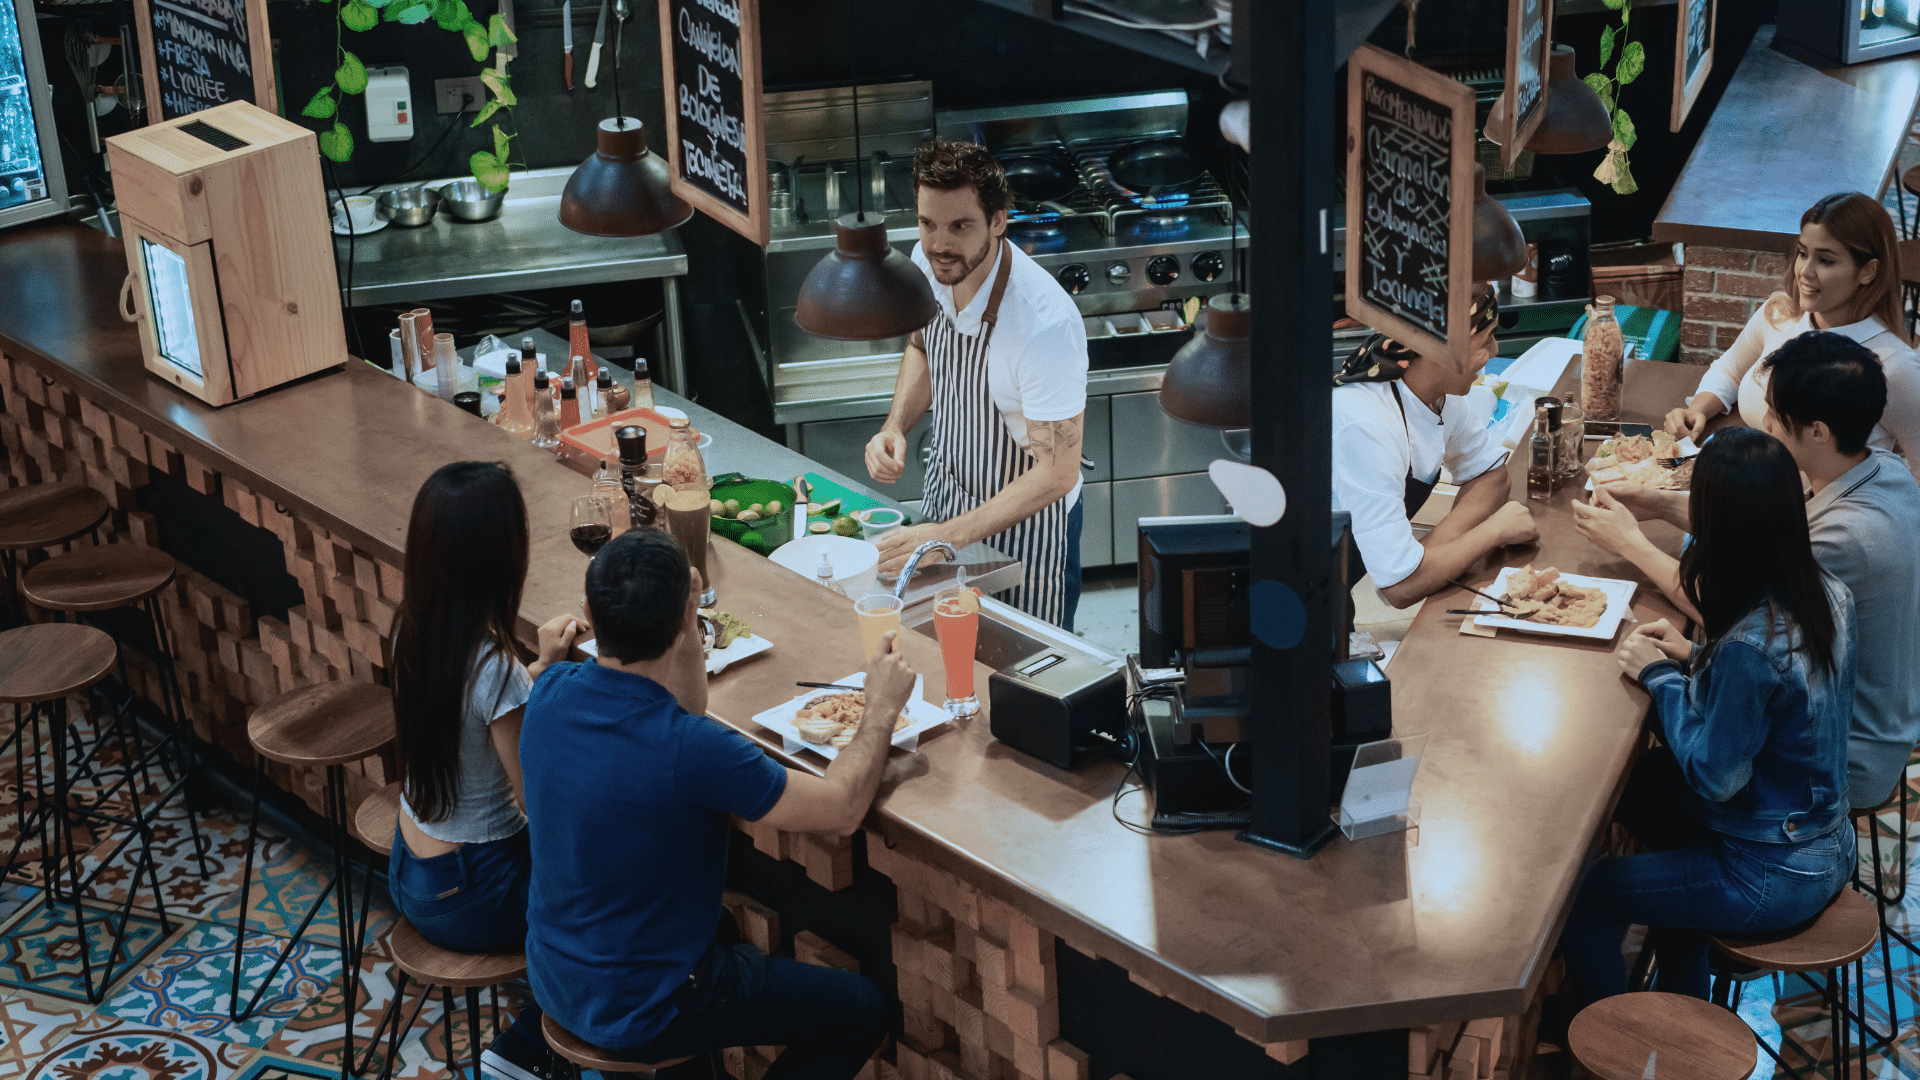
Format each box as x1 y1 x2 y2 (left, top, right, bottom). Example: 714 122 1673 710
1332 288 1539 609
1665 191 1920 483
865 140 1089 628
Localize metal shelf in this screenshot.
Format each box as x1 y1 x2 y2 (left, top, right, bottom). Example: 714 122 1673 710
971 0 1232 78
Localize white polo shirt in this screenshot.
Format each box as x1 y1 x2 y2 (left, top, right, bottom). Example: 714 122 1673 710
911 241 1089 505
1331 381 1509 589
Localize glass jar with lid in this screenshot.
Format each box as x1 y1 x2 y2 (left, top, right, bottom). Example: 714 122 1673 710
661 417 709 496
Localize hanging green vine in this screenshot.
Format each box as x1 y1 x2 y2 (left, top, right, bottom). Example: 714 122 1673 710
1585 0 1642 194
297 0 521 193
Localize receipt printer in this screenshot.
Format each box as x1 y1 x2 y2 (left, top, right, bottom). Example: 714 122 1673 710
989 649 1126 769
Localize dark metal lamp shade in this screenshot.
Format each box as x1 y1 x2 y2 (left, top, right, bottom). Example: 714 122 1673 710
1471 163 1527 282
1514 45 1613 155
1160 294 1252 429
794 213 939 341
559 118 693 238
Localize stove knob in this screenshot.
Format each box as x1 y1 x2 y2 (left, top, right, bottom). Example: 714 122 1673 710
1106 262 1132 286
1056 263 1091 295
1146 256 1181 286
1191 251 1225 282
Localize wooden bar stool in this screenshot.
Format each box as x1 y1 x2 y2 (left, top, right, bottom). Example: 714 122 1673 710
542 1015 696 1078
1568 991 1756 1080
1847 778 1911 1049
0 622 173 1003
1711 887 1881 1080
229 681 395 1077
0 482 109 616
382 921 528 1080
21 545 208 876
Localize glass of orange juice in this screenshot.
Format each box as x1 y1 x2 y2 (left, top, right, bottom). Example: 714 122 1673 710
855 594 903 660
933 585 980 717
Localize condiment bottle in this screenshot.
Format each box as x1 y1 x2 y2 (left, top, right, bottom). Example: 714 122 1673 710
592 456 630 536
814 553 849 598
632 357 655 410
568 355 589 418
594 369 614 419
1528 400 1559 500
661 416 708 496
1580 296 1625 422
531 370 562 450
432 333 459 401
606 375 632 413
498 353 535 437
559 376 581 430
568 300 598 382
615 424 660 529
519 337 540 408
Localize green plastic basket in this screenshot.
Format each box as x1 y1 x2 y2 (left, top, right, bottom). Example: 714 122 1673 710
708 478 801 556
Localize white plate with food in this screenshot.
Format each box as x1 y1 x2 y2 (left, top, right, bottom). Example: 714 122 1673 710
1471 564 1639 640
1584 433 1697 492
751 671 949 760
575 609 773 676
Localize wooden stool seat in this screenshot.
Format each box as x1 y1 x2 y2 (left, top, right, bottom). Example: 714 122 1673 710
1901 239 1920 286
354 783 401 857
542 1014 695 1075
0 483 110 552
387 918 525 988
0 624 118 703
247 682 395 766
1568 991 1756 1080
22 544 177 612
1711 887 1879 973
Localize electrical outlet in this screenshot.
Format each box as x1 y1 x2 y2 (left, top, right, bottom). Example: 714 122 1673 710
434 77 485 115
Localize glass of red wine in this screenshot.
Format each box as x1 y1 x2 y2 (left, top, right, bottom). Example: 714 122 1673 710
570 495 614 560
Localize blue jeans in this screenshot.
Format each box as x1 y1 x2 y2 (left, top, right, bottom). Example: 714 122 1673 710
629 939 885 1080
1063 497 1083 632
1560 747 1853 1007
389 825 546 1047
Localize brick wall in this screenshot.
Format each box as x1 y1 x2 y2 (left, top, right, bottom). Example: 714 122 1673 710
1679 245 1789 366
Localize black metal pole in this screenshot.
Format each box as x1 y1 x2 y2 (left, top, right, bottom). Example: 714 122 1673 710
1238 0 1339 857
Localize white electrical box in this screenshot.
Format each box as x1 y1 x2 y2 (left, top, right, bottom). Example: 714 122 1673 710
365 66 414 143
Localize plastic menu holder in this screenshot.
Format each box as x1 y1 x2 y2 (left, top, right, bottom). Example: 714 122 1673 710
1335 732 1428 843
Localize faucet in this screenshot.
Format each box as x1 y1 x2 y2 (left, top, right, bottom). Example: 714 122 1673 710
892 540 959 600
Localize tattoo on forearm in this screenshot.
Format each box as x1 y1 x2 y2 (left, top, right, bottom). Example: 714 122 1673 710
1027 414 1085 460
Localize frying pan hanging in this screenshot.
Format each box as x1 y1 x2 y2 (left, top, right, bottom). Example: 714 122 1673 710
1108 139 1203 193
998 155 1078 207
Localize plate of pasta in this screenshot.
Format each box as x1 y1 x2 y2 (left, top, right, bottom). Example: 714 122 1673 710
751 671 949 761
1470 565 1639 640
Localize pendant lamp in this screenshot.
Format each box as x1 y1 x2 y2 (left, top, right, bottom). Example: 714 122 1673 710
1486 44 1612 156
558 29 690 237
1471 163 1527 282
1161 293 1252 429
560 118 693 236
793 23 936 340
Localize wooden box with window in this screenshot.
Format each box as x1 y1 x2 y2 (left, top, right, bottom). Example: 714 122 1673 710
104 101 344 407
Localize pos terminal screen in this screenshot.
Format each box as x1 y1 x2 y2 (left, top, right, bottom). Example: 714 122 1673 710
141 239 205 379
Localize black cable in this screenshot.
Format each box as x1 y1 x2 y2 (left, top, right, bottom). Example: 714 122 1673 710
323 159 370 366
341 102 472 198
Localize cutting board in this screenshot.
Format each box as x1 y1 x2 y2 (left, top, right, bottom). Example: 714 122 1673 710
803 472 907 524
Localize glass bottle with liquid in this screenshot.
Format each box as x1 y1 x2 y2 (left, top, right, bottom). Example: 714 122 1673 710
592 456 630 537
568 300 598 382
594 369 614 419
632 357 655 410
661 416 708 495
498 353 535 438
519 336 540 408
1528 401 1559 500
531 370 562 450
559 376 581 430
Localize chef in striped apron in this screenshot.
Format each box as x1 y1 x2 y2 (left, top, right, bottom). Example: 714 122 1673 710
865 140 1089 628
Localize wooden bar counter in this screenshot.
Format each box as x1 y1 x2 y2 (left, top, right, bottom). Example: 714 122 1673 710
0 219 1698 1079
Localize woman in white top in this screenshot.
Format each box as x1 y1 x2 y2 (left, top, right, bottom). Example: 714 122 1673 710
387 461 581 1080
1666 192 1920 483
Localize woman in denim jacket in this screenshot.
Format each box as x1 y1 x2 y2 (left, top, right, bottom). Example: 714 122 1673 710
1560 426 1858 1008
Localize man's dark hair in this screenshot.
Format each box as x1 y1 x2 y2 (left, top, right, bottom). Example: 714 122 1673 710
1761 330 1887 454
584 528 691 663
912 138 1011 217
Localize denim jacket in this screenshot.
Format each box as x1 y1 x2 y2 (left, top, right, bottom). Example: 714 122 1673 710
1638 577 1857 844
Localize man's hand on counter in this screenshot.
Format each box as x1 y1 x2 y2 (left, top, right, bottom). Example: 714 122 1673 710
876 522 961 576
866 428 909 484
1486 501 1540 548
531 612 586 679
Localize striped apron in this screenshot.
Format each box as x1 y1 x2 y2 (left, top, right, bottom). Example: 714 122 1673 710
920 239 1072 626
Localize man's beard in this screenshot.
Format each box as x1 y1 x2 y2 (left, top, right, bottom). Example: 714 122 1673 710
928 233 993 286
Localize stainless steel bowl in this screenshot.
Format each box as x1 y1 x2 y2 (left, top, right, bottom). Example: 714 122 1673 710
376 185 439 227
437 179 505 223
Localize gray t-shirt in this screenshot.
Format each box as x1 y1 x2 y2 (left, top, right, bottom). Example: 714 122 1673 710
1807 448 1920 808
400 648 532 844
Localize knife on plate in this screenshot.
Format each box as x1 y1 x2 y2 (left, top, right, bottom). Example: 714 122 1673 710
585 0 609 89
562 0 573 90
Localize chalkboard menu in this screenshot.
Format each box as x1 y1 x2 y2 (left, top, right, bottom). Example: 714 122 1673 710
1498 0 1551 169
1345 45 1476 370
658 0 768 246
132 0 275 121
1671 0 1716 132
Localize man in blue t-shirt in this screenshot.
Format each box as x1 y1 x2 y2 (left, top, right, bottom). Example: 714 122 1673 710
520 528 917 1078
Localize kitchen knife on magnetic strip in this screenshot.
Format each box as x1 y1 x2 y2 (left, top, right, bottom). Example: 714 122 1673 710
562 0 573 90
584 0 609 89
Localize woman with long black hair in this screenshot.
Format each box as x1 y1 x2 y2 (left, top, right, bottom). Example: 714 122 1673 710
388 461 581 1080
1559 426 1858 1009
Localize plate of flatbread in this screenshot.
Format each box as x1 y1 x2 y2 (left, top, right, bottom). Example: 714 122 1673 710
1584 433 1697 491
752 671 950 761
1470 564 1639 641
